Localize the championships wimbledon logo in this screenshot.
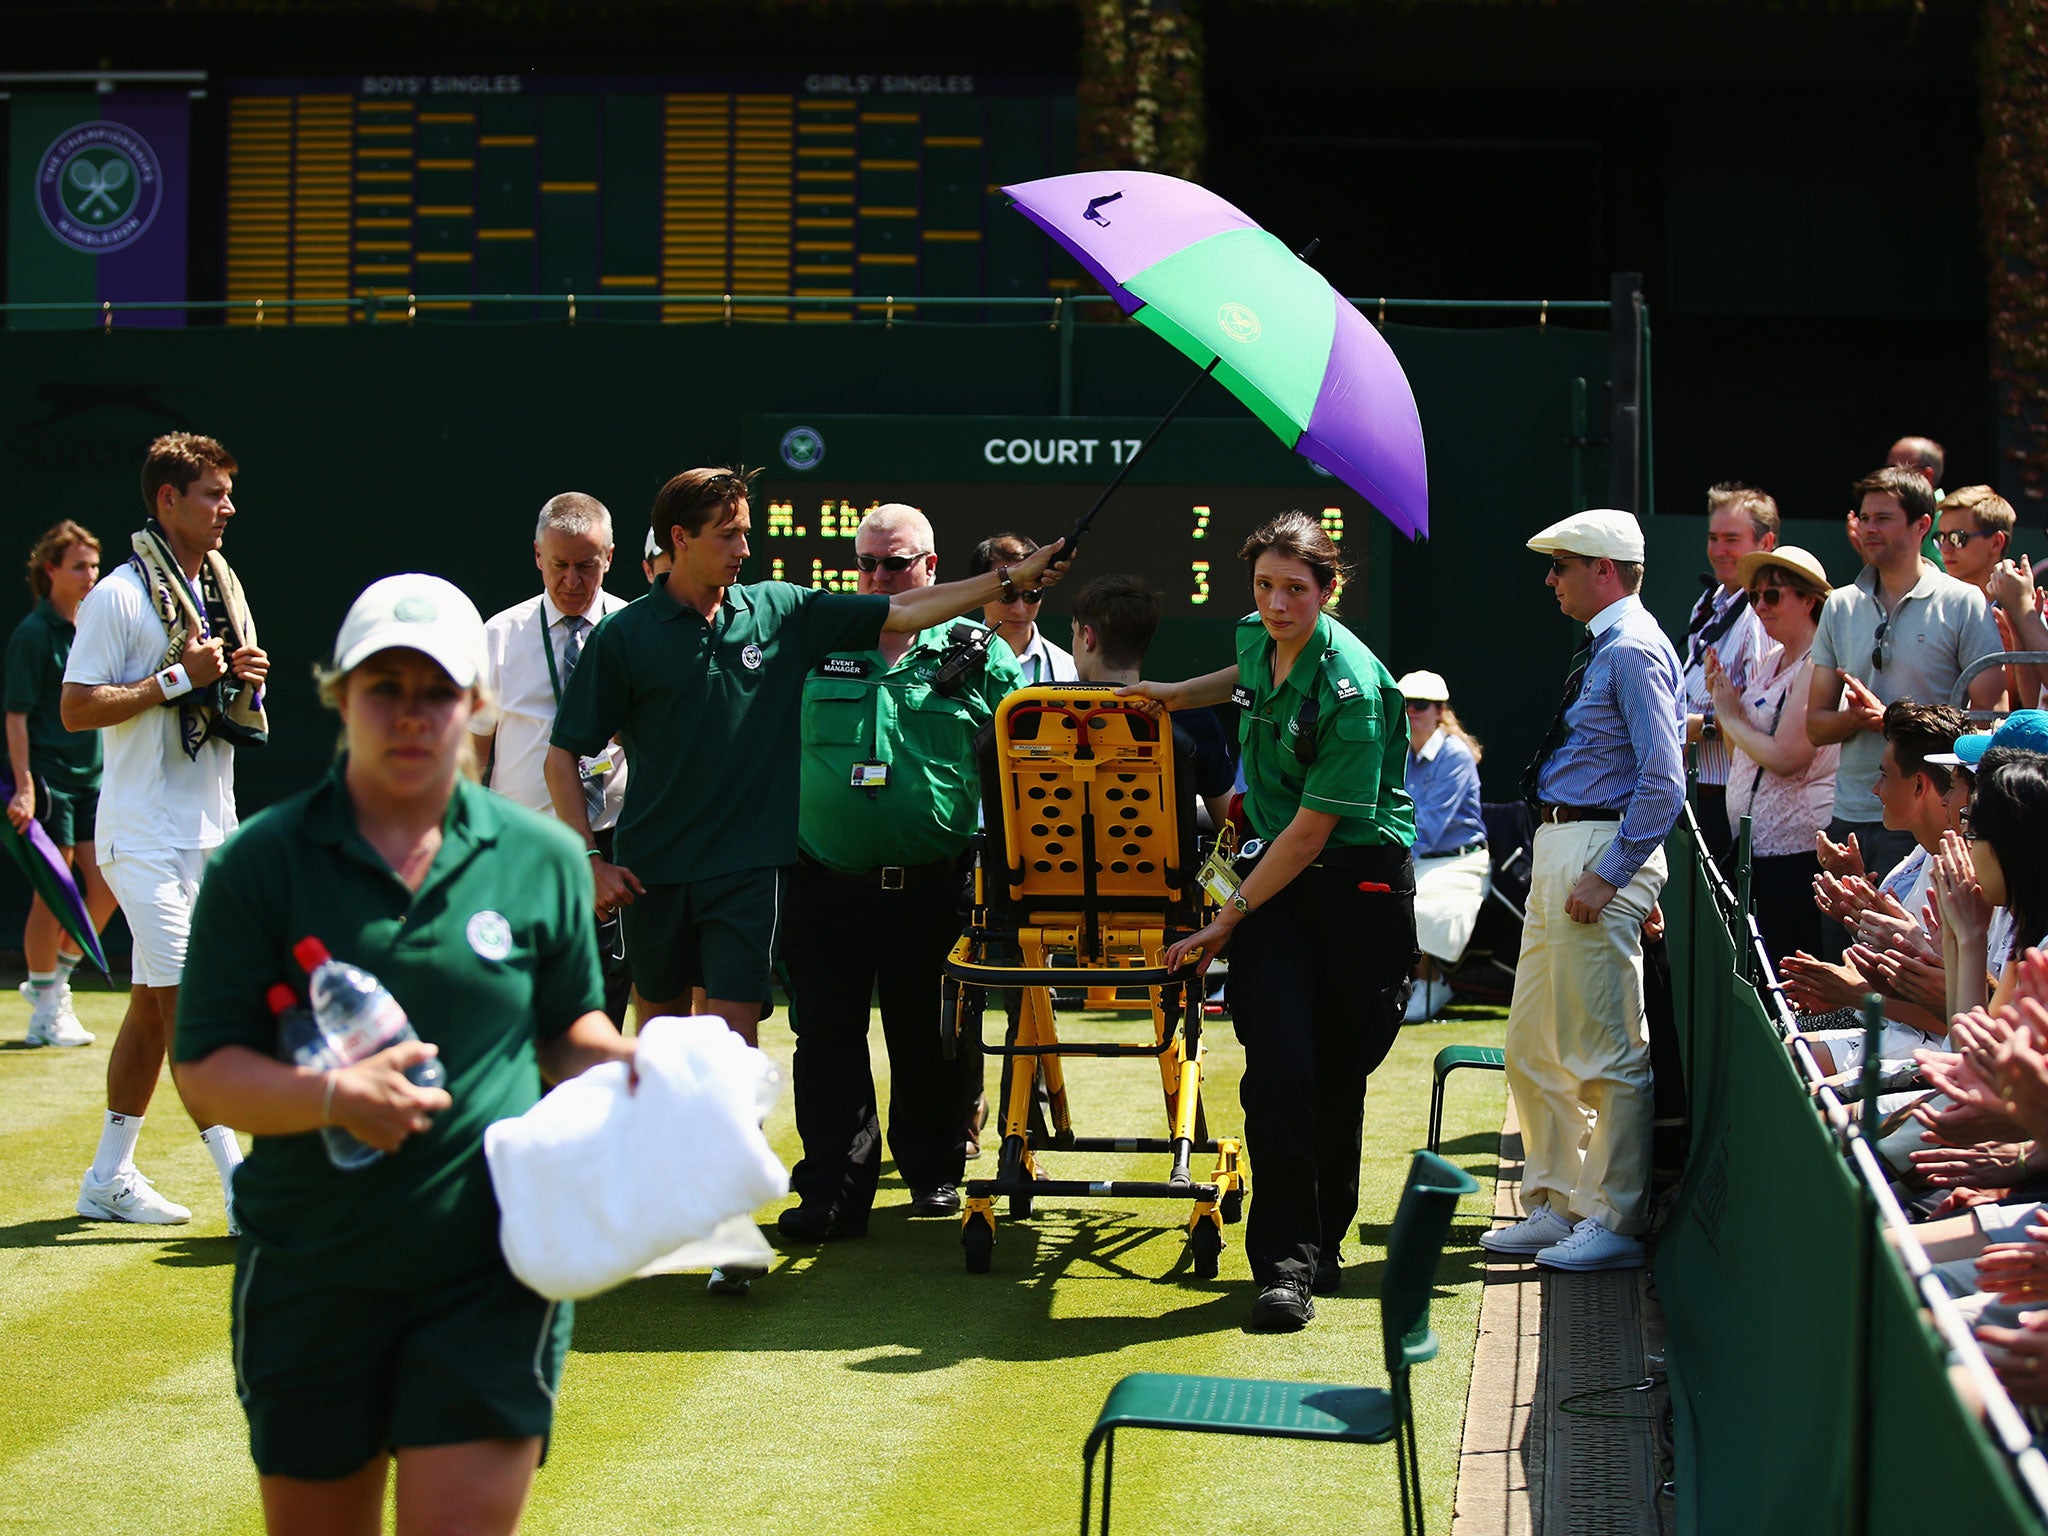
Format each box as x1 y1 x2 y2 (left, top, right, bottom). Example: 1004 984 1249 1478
1217 302 1263 344
779 425 826 472
35 121 164 255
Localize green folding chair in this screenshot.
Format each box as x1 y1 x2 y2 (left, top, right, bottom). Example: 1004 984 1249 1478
1079 1149 1481 1535
1426 1044 1506 1154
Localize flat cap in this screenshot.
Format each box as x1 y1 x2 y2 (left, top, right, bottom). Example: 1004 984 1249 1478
1526 508 1644 564
1394 670 1450 703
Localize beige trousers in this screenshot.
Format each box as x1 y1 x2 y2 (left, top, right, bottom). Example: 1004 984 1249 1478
1504 821 1666 1236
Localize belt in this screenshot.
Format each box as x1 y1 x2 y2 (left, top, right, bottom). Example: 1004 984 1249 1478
1420 838 1489 859
1538 803 1622 825
798 851 963 891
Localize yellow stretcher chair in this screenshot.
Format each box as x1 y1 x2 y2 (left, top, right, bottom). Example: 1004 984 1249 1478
941 684 1245 1276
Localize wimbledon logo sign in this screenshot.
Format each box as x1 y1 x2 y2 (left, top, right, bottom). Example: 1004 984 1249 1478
36 121 164 255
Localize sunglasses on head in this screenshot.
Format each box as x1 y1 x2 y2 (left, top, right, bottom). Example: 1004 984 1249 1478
854 551 931 574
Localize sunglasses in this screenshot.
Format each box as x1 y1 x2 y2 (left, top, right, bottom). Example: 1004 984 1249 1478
1402 699 1438 713
1935 528 1999 551
1547 555 1587 576
1872 617 1889 672
1960 807 1983 843
854 551 931 574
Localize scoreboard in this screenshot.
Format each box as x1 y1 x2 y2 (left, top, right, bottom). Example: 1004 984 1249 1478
739 414 1394 667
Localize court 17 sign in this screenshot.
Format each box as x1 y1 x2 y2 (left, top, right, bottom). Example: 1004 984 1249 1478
36 121 163 255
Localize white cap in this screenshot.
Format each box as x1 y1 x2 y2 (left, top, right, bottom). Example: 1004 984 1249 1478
331 574 489 688
644 526 662 561
1395 670 1450 703
1526 508 1645 563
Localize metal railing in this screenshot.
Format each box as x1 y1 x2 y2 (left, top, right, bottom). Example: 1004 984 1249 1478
1690 800 2048 1522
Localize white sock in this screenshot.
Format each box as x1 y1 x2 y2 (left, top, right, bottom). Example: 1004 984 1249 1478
199 1125 244 1189
54 951 80 986
26 969 56 996
91 1111 143 1182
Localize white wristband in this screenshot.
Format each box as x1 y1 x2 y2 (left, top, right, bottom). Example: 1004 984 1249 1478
156 664 193 700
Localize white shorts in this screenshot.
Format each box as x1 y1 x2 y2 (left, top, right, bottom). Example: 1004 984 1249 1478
1414 844 1492 964
101 846 214 988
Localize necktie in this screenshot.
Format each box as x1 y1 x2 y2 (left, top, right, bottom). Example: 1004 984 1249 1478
1521 626 1595 805
561 615 602 823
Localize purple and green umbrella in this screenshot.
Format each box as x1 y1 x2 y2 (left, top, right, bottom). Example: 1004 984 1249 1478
0 765 108 975
1004 170 1429 543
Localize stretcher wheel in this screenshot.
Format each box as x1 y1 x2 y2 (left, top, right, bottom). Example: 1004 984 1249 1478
962 1216 994 1274
1220 1188 1244 1225
1009 1191 1034 1220
1189 1221 1223 1280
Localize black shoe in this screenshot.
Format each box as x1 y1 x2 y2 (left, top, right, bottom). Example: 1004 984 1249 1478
1248 1279 1316 1332
1311 1256 1341 1297
909 1184 963 1217
778 1201 867 1242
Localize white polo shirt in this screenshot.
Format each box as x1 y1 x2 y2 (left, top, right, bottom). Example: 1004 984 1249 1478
63 561 236 861
474 588 630 830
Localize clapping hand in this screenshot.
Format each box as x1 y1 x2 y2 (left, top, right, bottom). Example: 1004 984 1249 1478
1931 831 1992 947
1852 942 1946 1012
1817 829 1866 880
1977 1312 2048 1406
1977 1236 2048 1305
1703 647 1739 715
1840 672 1887 734
1813 868 1878 925
1909 1140 2032 1189
1779 951 1870 1015
1990 554 2039 617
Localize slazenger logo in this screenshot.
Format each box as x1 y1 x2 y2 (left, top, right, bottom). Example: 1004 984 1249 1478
36 121 164 255
1217 302 1262 344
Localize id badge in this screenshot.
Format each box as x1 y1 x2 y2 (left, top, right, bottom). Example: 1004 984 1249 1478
851 761 889 790
1195 822 1241 908
578 746 613 825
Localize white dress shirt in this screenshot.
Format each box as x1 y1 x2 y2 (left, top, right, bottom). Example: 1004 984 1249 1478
1003 625 1077 686
474 589 630 830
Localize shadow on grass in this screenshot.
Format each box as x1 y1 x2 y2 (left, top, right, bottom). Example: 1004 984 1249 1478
0 1214 233 1257
574 1203 1246 1369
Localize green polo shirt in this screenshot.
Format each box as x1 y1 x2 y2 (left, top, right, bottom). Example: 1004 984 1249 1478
1235 609 1414 849
174 762 602 1291
799 620 1025 873
551 578 890 883
4 599 100 789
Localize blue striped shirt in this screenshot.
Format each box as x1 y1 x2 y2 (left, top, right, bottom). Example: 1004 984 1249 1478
1534 594 1686 888
1407 729 1487 857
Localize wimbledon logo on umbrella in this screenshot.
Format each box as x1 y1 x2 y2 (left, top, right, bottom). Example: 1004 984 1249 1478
35 121 164 255
1217 302 1263 345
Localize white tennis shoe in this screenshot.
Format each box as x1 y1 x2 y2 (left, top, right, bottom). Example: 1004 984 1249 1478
1535 1217 1645 1272
21 981 93 1047
77 1168 191 1225
1477 1204 1573 1256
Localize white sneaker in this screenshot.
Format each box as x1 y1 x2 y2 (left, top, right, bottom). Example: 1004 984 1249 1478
1403 977 1451 1024
77 1167 191 1225
1535 1216 1645 1272
706 1265 764 1296
21 982 93 1047
1478 1205 1574 1256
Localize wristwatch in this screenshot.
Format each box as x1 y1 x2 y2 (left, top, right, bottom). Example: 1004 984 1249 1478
996 565 1019 603
1229 892 1252 915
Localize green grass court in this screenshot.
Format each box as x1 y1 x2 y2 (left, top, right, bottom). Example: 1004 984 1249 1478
0 985 1505 1535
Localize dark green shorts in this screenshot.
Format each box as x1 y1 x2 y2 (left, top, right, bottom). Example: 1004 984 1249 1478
40 783 96 848
620 866 781 1003
232 1244 573 1480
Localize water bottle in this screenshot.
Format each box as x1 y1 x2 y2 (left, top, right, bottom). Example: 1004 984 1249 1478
292 937 447 1171
269 981 379 1170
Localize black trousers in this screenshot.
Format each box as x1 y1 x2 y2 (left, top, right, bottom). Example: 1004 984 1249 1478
1694 784 1733 875
1226 848 1417 1287
780 855 972 1218
593 826 633 1027
1750 851 1823 972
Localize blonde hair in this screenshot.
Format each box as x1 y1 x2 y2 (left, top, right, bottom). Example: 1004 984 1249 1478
1438 703 1484 764
314 660 493 781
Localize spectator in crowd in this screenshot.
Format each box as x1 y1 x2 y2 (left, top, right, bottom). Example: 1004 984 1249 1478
1807 466 2003 956
1682 484 1775 872
1705 546 1837 968
172 574 633 1536
472 494 634 1024
1935 486 2033 708
7 520 118 1046
62 433 268 1228
1395 669 1487 1022
970 533 1076 684
1888 434 1946 491
1482 510 1684 1274
1786 700 1968 1073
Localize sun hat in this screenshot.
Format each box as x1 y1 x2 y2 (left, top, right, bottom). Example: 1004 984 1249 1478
1525 509 1644 563
1734 546 1832 595
331 573 488 688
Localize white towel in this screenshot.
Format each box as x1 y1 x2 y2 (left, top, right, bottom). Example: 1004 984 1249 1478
484 1015 789 1300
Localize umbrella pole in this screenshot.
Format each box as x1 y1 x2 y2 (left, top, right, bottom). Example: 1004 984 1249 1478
1060 357 1220 561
